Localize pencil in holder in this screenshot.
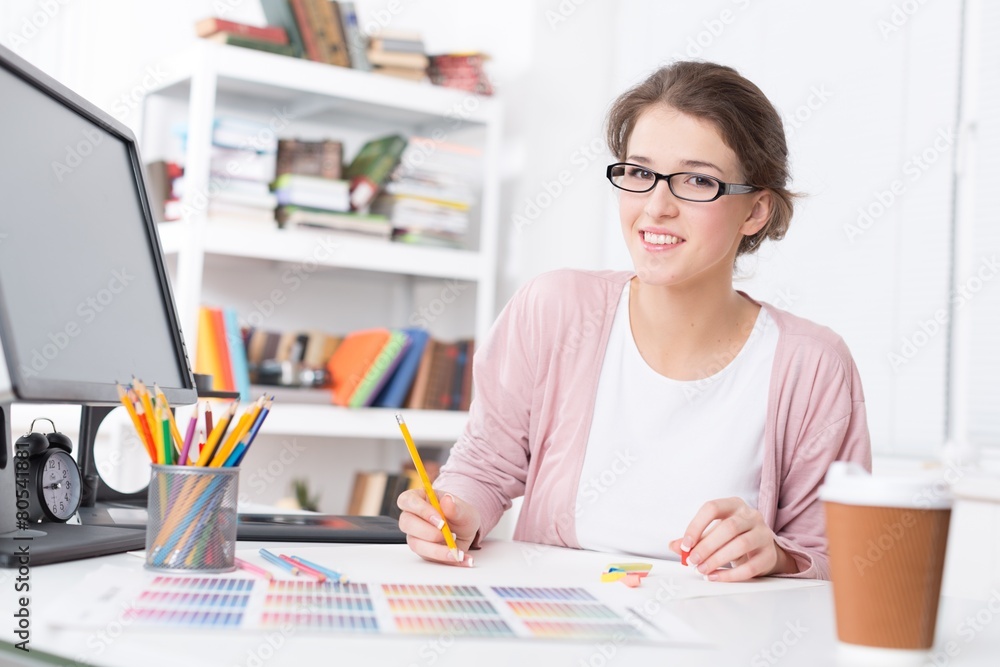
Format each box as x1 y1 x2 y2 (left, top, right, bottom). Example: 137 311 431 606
144 464 239 572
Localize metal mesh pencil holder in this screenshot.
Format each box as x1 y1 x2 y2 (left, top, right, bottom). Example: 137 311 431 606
144 464 239 572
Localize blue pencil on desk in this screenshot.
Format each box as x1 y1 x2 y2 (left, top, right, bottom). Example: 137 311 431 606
287 555 349 584
259 548 298 575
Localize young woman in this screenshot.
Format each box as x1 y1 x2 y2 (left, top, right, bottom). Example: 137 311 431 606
397 61 871 581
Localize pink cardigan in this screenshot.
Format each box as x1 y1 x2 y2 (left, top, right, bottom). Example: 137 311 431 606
435 269 872 579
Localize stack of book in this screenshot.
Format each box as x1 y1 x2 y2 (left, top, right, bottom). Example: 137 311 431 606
403 337 474 411
144 160 184 222
259 0 370 69
274 137 391 238
428 53 494 96
195 17 294 56
326 327 429 408
173 116 280 227
372 136 481 249
366 30 429 81
343 134 409 211
195 305 252 400
348 466 428 518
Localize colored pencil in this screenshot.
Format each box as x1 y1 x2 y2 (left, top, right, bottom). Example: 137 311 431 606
231 398 272 466
279 554 326 583
154 384 185 458
259 548 298 575
117 382 155 461
179 406 198 466
235 557 274 581
395 414 460 561
195 402 237 467
287 555 347 583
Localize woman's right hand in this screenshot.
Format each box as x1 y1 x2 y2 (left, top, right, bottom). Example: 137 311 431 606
397 488 480 567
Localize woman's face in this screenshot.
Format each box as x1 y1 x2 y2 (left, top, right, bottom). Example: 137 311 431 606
618 104 770 290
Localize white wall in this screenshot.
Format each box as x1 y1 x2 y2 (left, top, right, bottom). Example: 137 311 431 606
603 0 962 457
0 1 987 506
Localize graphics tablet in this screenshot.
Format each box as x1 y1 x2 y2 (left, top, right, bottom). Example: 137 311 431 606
77 503 406 544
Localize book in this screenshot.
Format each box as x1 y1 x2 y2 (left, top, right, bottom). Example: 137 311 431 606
259 0 306 57
288 0 324 62
273 173 351 211
327 328 393 406
276 206 391 238
366 50 429 69
308 0 351 67
195 307 225 391
336 2 370 71
210 308 236 392
348 330 411 407
205 32 297 57
223 307 252 401
371 66 427 82
196 17 290 44
343 134 408 210
369 37 426 53
372 328 430 409
405 338 438 409
276 138 343 180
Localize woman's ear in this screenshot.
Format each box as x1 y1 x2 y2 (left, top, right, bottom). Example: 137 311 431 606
740 190 773 237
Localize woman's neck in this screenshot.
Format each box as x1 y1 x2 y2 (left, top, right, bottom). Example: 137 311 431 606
628 275 760 380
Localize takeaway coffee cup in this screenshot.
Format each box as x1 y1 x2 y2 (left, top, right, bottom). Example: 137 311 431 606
821 462 952 665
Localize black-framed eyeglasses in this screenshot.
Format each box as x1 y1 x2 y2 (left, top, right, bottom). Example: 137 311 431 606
606 162 759 202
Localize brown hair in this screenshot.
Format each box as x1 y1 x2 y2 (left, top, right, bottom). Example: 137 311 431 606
606 61 795 256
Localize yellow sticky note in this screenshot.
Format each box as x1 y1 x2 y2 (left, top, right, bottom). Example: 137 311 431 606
600 571 628 582
607 562 653 572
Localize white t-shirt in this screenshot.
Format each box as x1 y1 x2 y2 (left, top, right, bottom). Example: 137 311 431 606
574 281 778 559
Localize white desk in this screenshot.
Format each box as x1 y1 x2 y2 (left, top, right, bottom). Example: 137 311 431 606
3 540 998 666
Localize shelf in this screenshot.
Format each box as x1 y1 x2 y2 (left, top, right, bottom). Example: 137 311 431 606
151 42 500 128
256 404 468 442
201 224 485 281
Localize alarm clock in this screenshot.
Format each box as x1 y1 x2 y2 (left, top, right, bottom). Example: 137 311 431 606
15 418 83 523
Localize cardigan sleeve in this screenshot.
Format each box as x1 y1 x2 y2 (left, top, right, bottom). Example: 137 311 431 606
432 281 538 544
770 346 872 579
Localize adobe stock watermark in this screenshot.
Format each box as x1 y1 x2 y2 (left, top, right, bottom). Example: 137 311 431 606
927 588 1000 666
5 0 71 51
513 136 606 233
19 267 134 379
239 235 344 330
410 280 469 328
888 254 999 370
108 64 170 123
244 439 307 498
545 0 590 30
844 126 955 243
852 459 965 577
578 577 682 667
750 620 809 666
782 85 834 139
877 0 930 40
669 0 755 61
521 447 637 565
177 106 294 221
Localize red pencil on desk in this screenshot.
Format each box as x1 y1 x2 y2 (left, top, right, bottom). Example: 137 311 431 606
279 554 326 583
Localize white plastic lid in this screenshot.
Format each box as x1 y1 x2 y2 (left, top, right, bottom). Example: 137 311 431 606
819 462 952 509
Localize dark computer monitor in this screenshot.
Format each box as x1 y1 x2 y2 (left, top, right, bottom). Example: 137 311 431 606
0 43 196 557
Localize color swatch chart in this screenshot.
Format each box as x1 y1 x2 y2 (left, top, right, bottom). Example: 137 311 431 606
65 571 673 644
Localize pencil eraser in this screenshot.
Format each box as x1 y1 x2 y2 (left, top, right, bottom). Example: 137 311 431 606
681 550 690 566
622 573 642 588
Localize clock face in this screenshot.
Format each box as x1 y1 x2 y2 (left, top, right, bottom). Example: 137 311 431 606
38 449 82 521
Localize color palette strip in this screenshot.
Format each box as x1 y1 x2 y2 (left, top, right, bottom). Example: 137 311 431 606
506 600 619 620
523 620 646 640
124 608 244 627
386 597 497 616
381 584 481 597
259 612 379 632
491 586 597 602
270 580 369 596
149 576 254 592
264 594 374 612
394 615 515 637
138 591 250 609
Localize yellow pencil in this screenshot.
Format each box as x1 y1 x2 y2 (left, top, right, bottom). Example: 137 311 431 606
116 382 155 460
210 396 263 467
154 383 185 458
395 414 460 561
133 378 158 459
195 402 237 467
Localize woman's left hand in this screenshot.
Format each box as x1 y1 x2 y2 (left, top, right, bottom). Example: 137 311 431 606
667 497 798 581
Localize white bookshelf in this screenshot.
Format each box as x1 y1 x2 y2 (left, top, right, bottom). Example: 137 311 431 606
142 42 502 444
